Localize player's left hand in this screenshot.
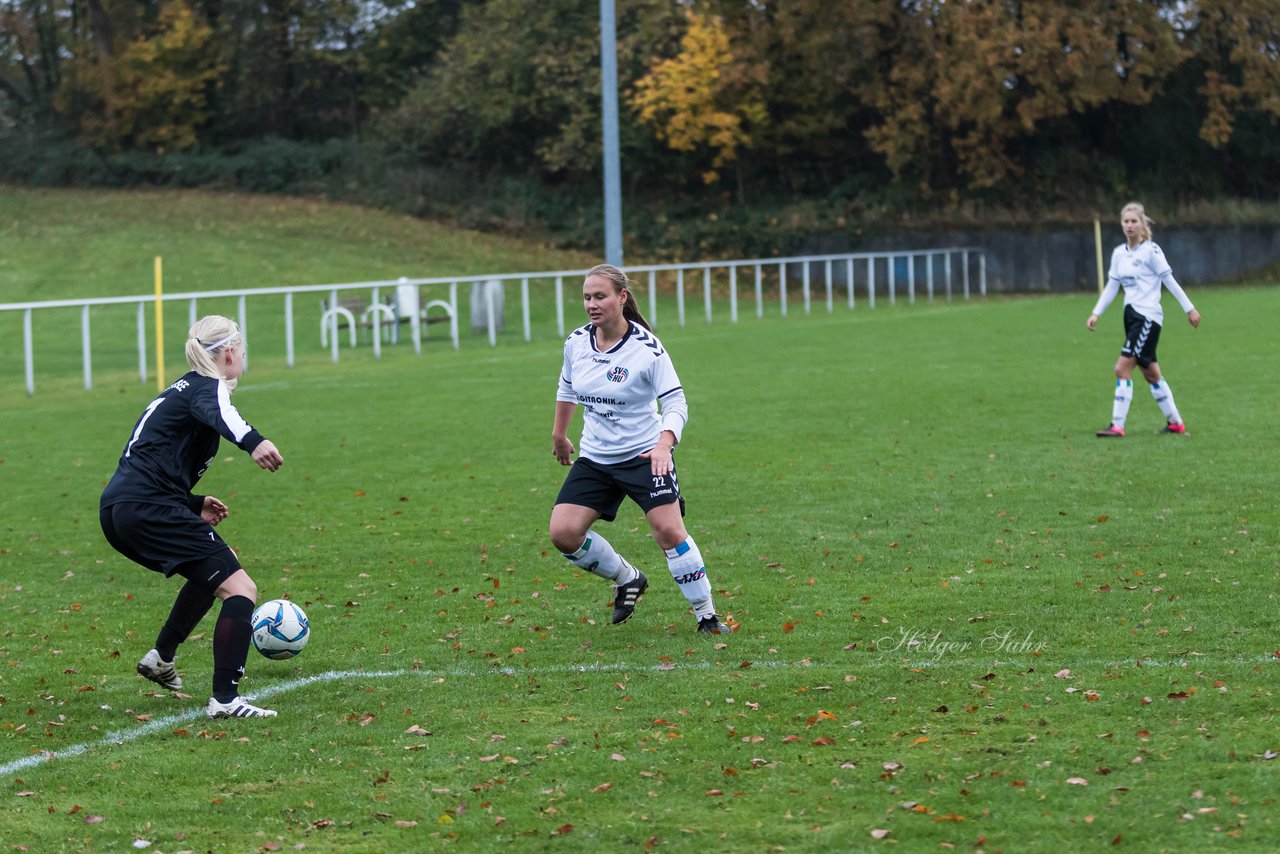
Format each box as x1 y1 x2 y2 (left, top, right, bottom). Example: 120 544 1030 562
202 496 228 526
1187 308 1201 328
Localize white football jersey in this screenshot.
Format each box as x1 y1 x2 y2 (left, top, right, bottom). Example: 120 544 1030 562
1093 240 1194 325
557 321 688 465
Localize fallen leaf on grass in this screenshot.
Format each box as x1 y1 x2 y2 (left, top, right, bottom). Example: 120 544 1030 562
1066 777 1089 785
870 828 891 839
592 782 612 793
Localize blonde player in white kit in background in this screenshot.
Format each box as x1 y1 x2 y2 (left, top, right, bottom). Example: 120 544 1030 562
1087 202 1201 437
549 264 732 634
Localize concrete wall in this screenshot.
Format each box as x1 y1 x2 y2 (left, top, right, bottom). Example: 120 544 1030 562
805 224 1280 293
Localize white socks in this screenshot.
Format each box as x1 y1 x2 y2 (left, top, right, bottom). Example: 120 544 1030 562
664 537 716 619
1149 379 1182 425
1111 379 1133 429
563 531 638 584
565 531 717 620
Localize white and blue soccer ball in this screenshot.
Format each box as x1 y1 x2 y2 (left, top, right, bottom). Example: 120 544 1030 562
251 599 310 660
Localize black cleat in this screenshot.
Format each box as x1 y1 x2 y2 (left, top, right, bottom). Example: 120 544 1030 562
611 569 648 624
696 615 731 634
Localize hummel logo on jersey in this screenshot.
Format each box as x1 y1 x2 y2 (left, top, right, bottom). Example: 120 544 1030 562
606 366 628 383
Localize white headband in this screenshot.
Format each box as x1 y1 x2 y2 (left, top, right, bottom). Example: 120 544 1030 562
203 334 236 352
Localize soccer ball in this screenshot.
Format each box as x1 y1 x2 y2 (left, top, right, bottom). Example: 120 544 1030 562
251 599 310 660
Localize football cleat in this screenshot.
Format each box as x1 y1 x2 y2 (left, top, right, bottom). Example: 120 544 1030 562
136 648 182 691
696 615 731 634
1096 425 1125 438
1162 422 1187 434
611 568 648 625
207 696 277 719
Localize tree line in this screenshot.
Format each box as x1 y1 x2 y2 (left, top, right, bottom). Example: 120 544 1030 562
2 1 1278 255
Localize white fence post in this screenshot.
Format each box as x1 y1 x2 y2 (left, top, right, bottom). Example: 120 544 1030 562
729 265 738 323
802 260 811 315
676 268 685 327
703 266 712 325
824 259 833 313
556 276 565 338
24 308 34 396
285 292 295 366
868 257 876 309
81 304 92 390
136 301 147 383
908 254 916 305
779 262 788 317
754 264 763 318
522 277 531 342
647 270 656 328
847 258 855 310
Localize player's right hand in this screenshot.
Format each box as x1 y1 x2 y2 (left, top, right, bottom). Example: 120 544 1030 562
552 436 575 466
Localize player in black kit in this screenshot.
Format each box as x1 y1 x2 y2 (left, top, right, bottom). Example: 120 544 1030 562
100 315 285 718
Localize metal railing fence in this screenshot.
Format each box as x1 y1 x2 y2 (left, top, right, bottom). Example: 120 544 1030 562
2 248 984 396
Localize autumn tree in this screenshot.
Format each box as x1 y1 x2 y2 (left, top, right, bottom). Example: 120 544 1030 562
629 10 765 186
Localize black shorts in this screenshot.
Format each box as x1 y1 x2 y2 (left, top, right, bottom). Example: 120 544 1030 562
100 502 241 590
555 455 686 522
1120 304 1162 367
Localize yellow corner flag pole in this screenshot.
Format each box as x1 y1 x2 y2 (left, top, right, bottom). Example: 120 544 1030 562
154 256 166 391
1093 219 1104 294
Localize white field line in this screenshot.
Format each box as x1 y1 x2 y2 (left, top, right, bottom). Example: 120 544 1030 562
2 654 1272 781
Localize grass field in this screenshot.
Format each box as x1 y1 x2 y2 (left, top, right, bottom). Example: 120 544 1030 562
2 190 1278 852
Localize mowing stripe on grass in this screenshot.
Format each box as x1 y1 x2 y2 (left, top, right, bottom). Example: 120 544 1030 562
2 653 1272 782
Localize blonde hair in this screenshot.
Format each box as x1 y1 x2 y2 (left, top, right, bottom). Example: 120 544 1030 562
185 315 243 391
1121 201 1154 244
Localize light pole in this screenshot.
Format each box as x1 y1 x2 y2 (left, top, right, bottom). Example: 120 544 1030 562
600 0 623 266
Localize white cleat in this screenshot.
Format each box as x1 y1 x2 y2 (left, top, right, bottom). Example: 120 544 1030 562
137 648 182 691
207 696 277 719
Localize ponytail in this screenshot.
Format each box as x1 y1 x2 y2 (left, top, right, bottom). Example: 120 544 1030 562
586 263 651 332
185 315 243 392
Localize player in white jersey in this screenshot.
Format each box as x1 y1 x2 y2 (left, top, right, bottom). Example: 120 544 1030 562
1086 202 1201 437
549 264 732 634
